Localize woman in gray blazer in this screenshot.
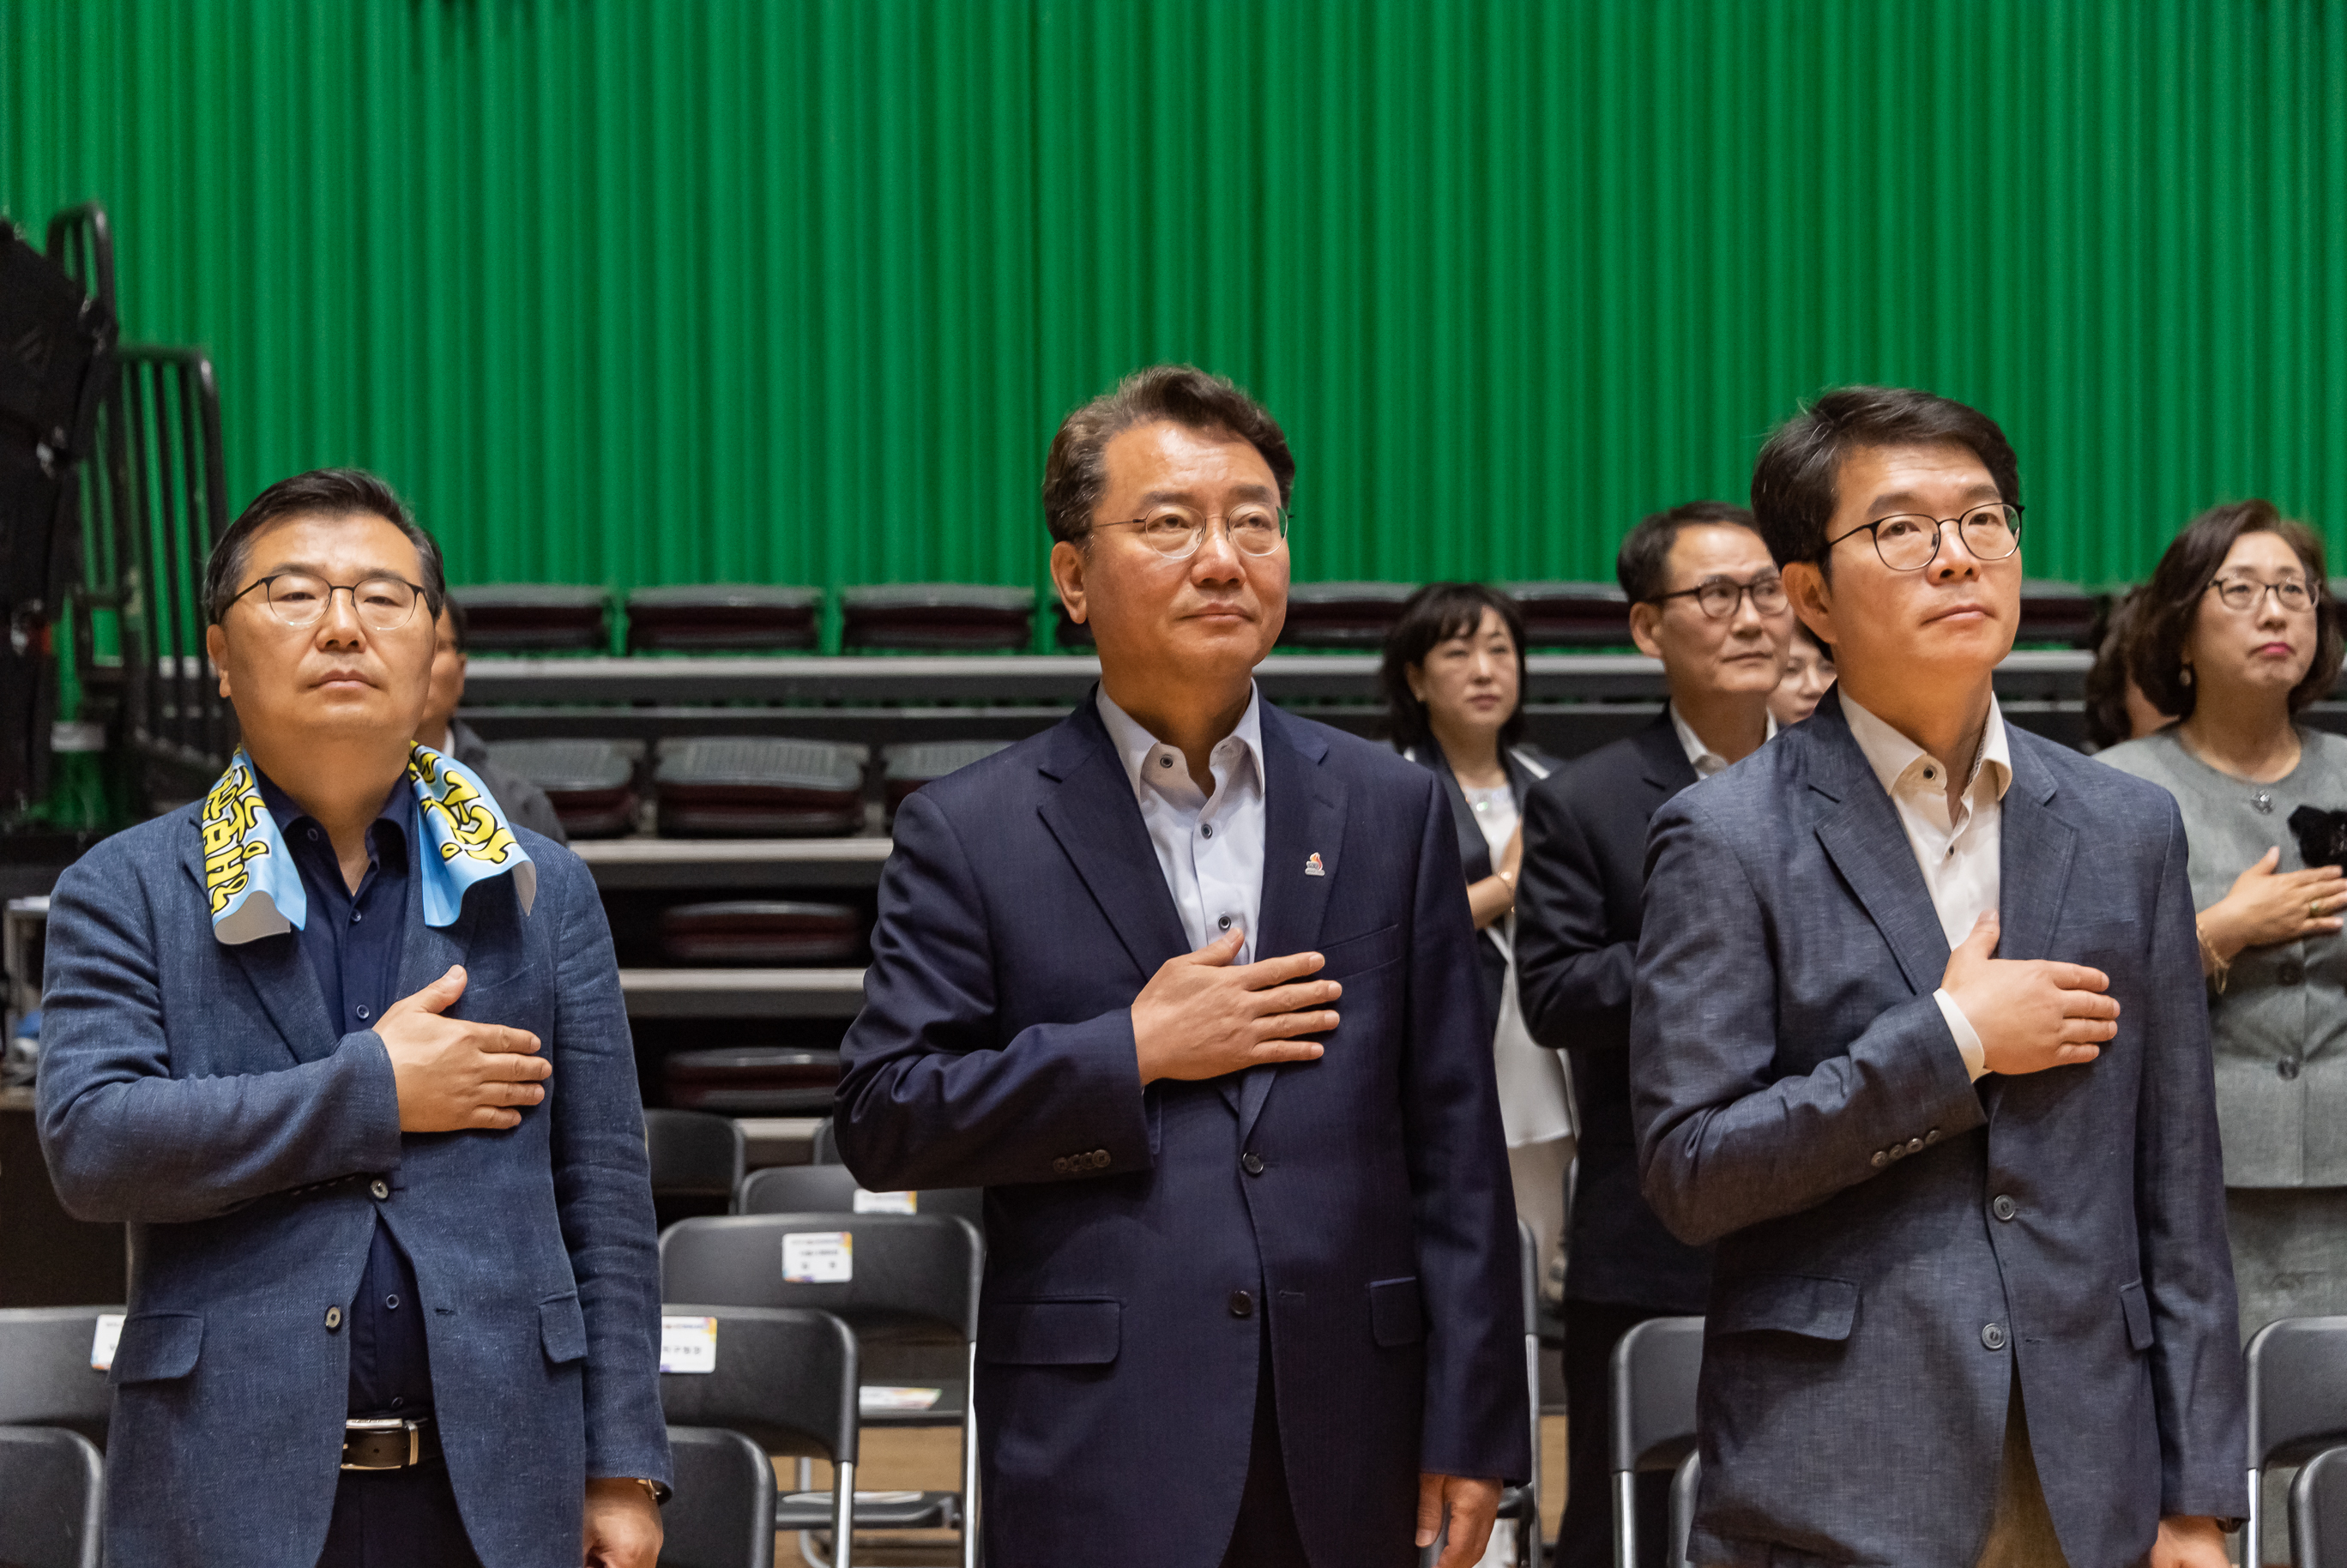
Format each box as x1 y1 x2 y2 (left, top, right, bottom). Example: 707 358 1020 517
2099 498 2347 1341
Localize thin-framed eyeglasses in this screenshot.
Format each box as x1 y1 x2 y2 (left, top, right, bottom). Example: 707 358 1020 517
1095 502 1289 559
1651 574 1789 619
229 571 427 630
2205 575 2316 614
1825 502 2024 573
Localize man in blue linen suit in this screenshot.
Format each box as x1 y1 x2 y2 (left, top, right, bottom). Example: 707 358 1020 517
1630 388 2245 1568
37 469 668 1567
836 365 1529 1567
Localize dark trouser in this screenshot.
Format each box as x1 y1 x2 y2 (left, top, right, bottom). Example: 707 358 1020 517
1558 1299 1674 1568
317 1457 482 1568
1221 1320 1312 1568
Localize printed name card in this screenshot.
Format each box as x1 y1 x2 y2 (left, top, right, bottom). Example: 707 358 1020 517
852 1189 917 1215
782 1229 854 1283
89 1312 124 1372
660 1315 718 1374
860 1385 944 1414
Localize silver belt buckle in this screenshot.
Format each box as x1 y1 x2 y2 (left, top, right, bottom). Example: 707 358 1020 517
341 1416 420 1471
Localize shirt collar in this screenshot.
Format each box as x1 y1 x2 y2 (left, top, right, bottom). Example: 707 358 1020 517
254 765 413 862
1095 684 1265 805
1840 691 2013 805
1668 703 1777 778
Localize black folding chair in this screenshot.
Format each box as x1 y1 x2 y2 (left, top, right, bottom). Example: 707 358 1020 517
737 1163 983 1233
2246 1317 2347 1567
660 1214 982 1568
808 1119 842 1166
657 1307 855 1568
1486 1220 1543 1567
0 1426 104 1568
660 1425 778 1568
2294 1444 2347 1568
0 1307 122 1448
1608 1316 1704 1568
645 1109 749 1229
1668 1451 1700 1568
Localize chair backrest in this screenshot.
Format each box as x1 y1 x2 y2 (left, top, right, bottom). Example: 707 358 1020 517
656 1306 858 1466
2247 1316 2347 1467
1608 1316 1704 1475
737 1164 983 1232
660 1215 980 1342
0 1426 104 1568
2294 1444 2347 1568
808 1118 842 1166
646 1110 748 1198
0 1308 121 1447
1668 1450 1701 1568
658 1425 777 1568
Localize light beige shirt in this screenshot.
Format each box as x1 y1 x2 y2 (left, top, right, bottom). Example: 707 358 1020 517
1841 693 2015 1082
1668 704 1777 778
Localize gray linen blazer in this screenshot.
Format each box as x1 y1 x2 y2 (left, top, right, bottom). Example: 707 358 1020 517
1632 691 2244 1568
2098 727 2347 1187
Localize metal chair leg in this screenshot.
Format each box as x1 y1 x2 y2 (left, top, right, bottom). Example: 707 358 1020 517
1614 1471 1638 1568
962 1342 983 1568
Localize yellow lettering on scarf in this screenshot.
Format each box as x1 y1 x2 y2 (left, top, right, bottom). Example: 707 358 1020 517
411 751 521 867
199 760 273 914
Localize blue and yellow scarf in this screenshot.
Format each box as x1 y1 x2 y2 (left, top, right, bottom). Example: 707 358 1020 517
200 745 537 944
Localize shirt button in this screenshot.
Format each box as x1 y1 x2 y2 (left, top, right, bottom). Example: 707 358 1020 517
385 1294 401 1310
1981 1323 2007 1351
324 1306 343 1331
2279 1058 2302 1081
1241 1153 1265 1176
1228 1291 1254 1318
390 1396 404 1409
1218 914 1233 931
2278 962 2306 986
356 1005 371 1022
1158 756 1174 769
351 911 362 924
307 828 321 842
370 1179 389 1200
1992 1196 2018 1221
1201 823 1212 839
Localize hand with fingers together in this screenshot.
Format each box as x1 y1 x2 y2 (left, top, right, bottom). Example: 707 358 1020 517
1942 913 2121 1075
375 963 552 1131
1130 928 1342 1086
2195 845 2347 967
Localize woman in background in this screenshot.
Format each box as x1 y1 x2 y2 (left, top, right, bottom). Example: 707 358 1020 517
2098 499 2347 1351
1381 583 1573 1306
1768 619 1836 727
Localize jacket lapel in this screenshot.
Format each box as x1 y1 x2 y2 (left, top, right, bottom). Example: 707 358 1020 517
1636 713 1701 797
1806 700 1952 997
181 819 339 1065
1237 708 1345 1141
1994 741 2074 965
1035 702 1191 982
1411 742 1493 883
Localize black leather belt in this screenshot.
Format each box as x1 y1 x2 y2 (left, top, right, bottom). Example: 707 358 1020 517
341 1415 441 1471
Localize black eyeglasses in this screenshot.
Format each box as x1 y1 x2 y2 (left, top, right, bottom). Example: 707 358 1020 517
1651 575 1789 619
1825 503 2024 572
2206 576 2315 614
229 571 427 630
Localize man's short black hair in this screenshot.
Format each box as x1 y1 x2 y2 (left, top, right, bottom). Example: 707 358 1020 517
203 467 445 625
1615 501 1760 604
1749 386 2019 570
1041 365 1295 547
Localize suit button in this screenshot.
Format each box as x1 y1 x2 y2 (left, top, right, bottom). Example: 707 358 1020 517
370 1179 389 1200
2279 962 2306 986
1906 1137 1923 1154
1991 1196 2018 1221
1241 1153 1265 1176
2279 1058 2302 1081
1885 1143 1905 1161
1870 1151 1889 1168
1981 1323 2007 1351
1228 1291 1254 1318
324 1306 343 1332
1924 1129 1940 1145
1052 1157 1071 1174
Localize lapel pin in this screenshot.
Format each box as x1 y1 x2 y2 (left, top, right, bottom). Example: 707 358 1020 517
1304 853 1325 877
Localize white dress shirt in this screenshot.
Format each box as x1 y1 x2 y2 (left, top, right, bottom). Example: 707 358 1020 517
1095 685 1268 962
1669 703 1777 778
1840 692 2015 1082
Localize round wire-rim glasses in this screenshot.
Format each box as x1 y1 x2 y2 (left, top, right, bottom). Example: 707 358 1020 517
1825 502 2025 573
1651 574 1789 619
2205 575 2317 614
230 571 427 630
1096 503 1290 559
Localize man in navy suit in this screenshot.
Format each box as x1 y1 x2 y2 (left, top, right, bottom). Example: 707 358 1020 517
38 470 668 1567
1631 388 2245 1567
836 365 1529 1567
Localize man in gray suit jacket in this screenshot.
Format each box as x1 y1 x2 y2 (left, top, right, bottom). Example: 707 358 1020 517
1632 388 2245 1568
37 469 667 1567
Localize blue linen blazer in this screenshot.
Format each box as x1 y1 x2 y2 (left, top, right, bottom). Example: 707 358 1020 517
836 697 1529 1568
35 807 669 1568
1630 691 2247 1568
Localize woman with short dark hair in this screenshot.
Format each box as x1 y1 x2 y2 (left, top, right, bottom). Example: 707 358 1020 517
1381 582 1572 1306
2098 499 2347 1347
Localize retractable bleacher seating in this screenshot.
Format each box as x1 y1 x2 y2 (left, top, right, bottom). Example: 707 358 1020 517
840 583 1033 652
1276 581 1416 648
655 739 868 837
2015 580 2098 647
1503 582 1632 648
879 741 1011 822
626 584 821 653
661 901 863 965
449 584 611 653
484 739 643 838
663 1048 842 1116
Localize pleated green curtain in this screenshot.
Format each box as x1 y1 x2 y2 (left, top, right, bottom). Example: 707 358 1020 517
5 0 2341 614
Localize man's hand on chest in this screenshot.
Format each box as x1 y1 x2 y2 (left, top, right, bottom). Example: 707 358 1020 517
375 962 552 1131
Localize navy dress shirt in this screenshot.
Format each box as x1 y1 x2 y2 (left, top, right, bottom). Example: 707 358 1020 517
255 771 432 1420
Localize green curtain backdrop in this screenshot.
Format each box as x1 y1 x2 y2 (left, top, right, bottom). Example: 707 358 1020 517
4 0 2341 607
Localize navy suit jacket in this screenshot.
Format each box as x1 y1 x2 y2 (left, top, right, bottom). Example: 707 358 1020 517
1631 692 2246 1568
37 807 669 1568
836 697 1529 1568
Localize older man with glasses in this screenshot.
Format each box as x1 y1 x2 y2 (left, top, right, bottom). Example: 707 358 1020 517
1512 498 1793 1567
836 365 1528 1568
1630 388 2244 1568
37 469 669 1568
